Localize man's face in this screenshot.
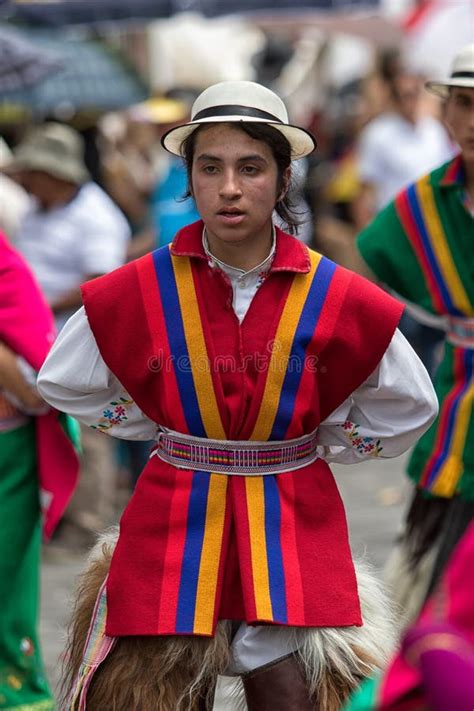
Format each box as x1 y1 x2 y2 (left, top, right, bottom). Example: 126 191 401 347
393 74 423 123
190 123 288 248
17 169 59 206
444 88 474 162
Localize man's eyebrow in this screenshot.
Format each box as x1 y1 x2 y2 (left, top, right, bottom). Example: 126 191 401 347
196 153 223 163
238 154 268 164
195 153 268 163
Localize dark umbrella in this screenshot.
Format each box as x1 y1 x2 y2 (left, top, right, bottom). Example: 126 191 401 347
0 30 148 115
3 0 380 27
0 26 64 91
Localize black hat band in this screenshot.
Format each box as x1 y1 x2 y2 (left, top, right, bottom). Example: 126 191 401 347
193 104 283 123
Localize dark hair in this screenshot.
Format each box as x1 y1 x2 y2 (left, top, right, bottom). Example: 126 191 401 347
181 121 303 233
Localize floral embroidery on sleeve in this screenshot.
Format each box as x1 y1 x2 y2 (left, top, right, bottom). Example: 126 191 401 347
340 420 383 456
91 396 134 432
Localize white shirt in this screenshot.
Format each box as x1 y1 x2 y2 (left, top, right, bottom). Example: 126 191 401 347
357 113 454 210
0 174 31 242
203 229 276 322
16 181 130 329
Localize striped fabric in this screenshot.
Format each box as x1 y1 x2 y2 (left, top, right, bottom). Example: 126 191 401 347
238 251 335 624
395 175 472 316
131 246 334 634
82 222 402 637
68 580 115 710
394 169 474 497
420 348 474 497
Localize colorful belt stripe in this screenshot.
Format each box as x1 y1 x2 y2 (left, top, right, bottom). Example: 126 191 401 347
155 428 319 475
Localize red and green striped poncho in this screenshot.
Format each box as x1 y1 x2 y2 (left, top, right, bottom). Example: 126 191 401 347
357 156 474 501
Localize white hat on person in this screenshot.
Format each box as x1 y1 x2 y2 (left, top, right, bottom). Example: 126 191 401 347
425 43 474 98
8 122 89 184
161 80 316 160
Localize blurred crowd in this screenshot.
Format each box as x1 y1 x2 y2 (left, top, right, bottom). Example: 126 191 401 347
1 5 474 703
0 43 457 554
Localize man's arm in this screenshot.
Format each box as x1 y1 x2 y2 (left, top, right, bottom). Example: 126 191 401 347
0 341 44 410
49 274 101 315
314 215 378 281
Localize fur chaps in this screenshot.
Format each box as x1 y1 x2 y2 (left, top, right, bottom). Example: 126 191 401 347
61 526 396 710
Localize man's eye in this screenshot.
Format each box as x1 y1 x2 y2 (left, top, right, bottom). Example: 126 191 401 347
203 165 218 174
242 166 258 174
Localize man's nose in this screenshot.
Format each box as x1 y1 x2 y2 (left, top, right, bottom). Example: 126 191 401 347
219 169 242 198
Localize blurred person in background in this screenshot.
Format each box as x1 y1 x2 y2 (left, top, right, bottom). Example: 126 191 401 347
122 92 201 261
344 522 474 711
356 60 453 216
8 122 130 553
317 43 474 629
0 137 30 242
99 111 158 237
0 232 79 710
101 95 201 486
354 58 455 377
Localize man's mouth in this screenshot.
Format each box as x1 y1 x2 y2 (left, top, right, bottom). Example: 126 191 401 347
217 208 244 216
216 208 246 225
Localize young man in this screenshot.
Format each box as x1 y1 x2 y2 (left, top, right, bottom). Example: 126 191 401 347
38 81 437 710
318 43 474 625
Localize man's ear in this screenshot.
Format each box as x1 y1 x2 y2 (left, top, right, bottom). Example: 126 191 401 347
278 165 292 201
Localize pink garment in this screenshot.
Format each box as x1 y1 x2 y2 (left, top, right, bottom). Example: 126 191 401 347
0 232 79 539
379 522 474 710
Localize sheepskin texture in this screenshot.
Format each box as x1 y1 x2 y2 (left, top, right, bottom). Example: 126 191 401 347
61 526 397 710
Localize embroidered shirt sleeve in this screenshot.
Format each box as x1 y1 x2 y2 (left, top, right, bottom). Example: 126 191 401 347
340 420 383 456
91 396 135 432
37 307 159 441
316 329 437 464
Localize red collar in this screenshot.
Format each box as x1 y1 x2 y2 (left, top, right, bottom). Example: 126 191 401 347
170 220 311 274
439 154 464 188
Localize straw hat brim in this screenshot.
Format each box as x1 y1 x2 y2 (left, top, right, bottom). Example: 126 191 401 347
425 78 474 98
8 147 90 184
161 117 316 160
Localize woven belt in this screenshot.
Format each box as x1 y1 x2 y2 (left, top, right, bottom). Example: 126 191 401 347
153 428 319 475
446 316 474 349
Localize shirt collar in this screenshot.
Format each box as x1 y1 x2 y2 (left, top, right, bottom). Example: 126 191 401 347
438 154 474 216
170 219 311 274
439 154 464 188
202 226 276 277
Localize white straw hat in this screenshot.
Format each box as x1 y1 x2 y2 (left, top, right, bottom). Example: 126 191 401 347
425 43 474 98
161 80 316 160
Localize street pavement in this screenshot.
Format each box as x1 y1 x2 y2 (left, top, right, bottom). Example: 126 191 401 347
40 453 410 702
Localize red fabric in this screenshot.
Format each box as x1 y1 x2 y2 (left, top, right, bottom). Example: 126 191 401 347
0 232 79 539
82 222 403 635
